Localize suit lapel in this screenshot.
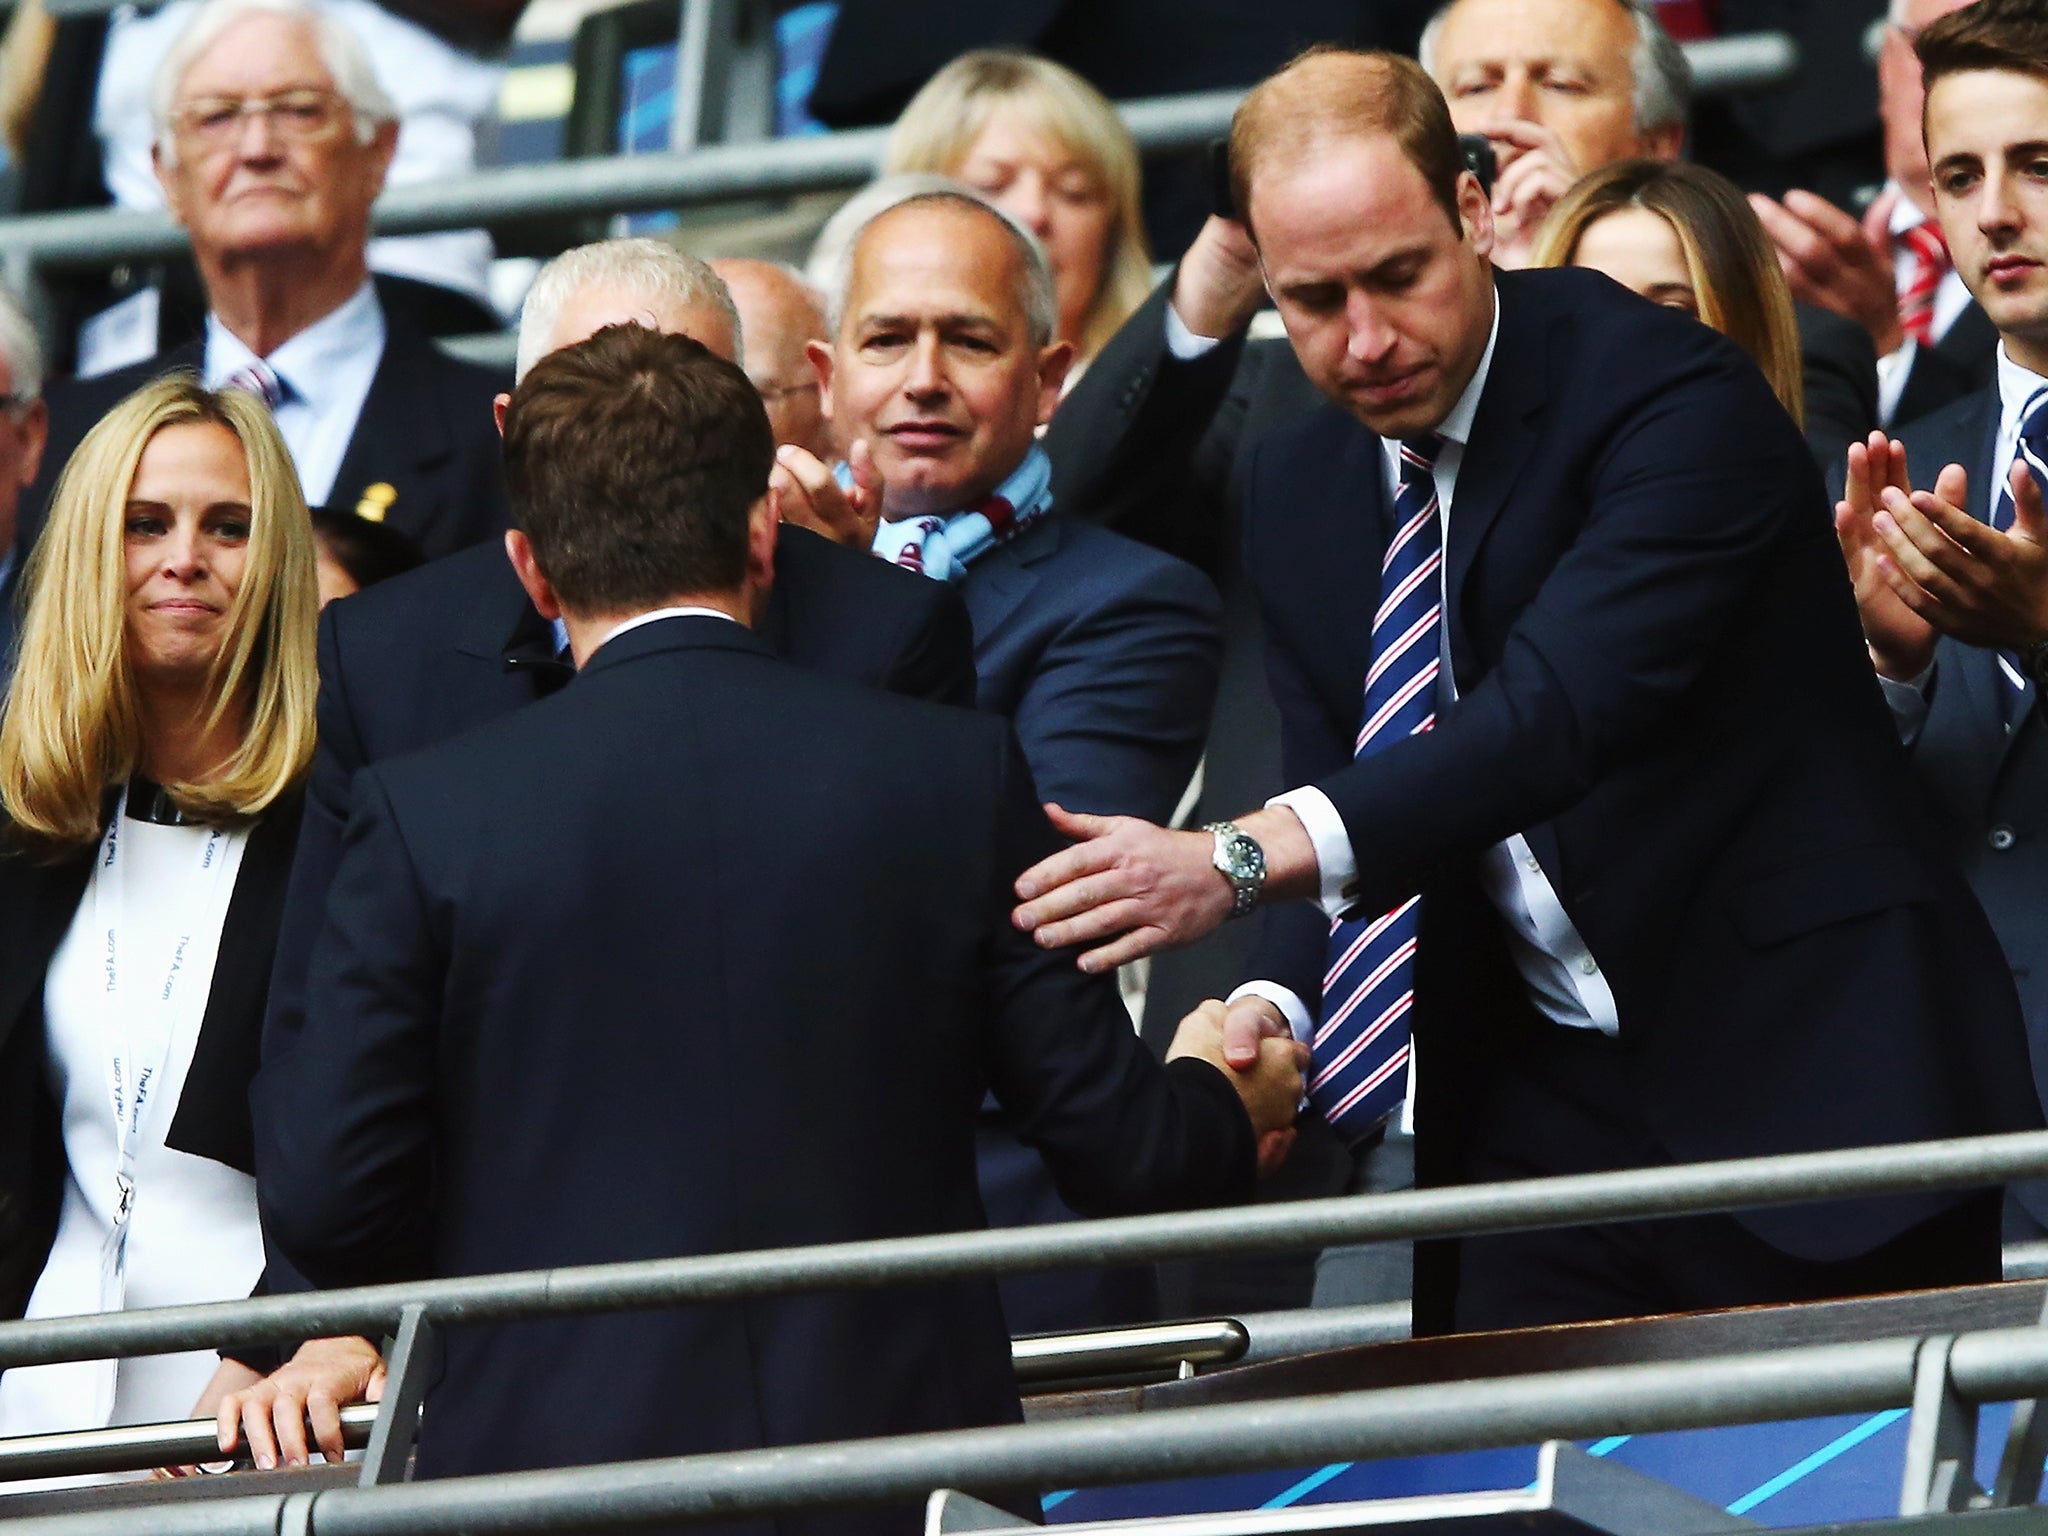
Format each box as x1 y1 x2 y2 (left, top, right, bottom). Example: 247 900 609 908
960 516 1057 643
326 324 452 523
1443 287 1544 676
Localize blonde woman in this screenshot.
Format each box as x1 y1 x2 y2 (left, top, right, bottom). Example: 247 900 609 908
0 376 337 1448
884 49 1151 373
1531 158 1807 426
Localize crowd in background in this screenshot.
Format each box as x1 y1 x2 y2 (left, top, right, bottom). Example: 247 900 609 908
0 0 2044 1521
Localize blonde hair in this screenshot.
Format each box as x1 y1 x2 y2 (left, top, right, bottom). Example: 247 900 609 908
1531 159 1805 427
0 376 319 851
884 50 1151 362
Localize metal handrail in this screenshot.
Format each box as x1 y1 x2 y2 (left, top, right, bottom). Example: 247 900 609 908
0 1126 2037 1373
0 34 1796 287
0 1405 380 1483
1 1321 2045 1536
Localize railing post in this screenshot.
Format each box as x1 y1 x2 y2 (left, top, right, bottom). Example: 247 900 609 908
1991 1292 2048 1506
356 1303 439 1488
1900 1334 1983 1515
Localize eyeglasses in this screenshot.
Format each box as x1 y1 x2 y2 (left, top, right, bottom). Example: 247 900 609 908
754 379 820 404
170 90 349 152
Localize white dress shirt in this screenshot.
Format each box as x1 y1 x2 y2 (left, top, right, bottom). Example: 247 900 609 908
552 604 739 659
204 280 384 507
1228 287 1620 1084
95 0 500 305
1880 342 2048 743
1877 188 1978 427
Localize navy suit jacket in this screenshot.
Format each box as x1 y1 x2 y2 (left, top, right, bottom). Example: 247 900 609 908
253 618 1254 1513
964 515 1220 826
1242 268 2036 1263
262 527 977 1074
21 312 510 562
1894 389 2048 1223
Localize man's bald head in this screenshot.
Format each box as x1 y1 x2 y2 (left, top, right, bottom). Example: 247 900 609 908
710 258 833 459
1229 49 1467 241
516 237 741 379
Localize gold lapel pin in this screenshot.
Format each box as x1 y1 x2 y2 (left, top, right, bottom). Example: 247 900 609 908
355 482 398 523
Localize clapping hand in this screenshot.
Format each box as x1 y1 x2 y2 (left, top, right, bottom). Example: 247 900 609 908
1838 432 1939 679
1167 999 1307 1175
771 439 883 550
1750 188 1903 355
1871 454 2048 653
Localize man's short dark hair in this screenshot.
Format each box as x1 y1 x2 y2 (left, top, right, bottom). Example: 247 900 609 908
1919 0 2048 97
501 324 775 613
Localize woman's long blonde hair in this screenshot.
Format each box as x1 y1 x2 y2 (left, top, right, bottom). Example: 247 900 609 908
885 49 1152 363
1531 159 1805 427
0 375 319 852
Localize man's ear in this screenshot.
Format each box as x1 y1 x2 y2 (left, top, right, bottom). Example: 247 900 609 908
1642 122 1685 163
504 529 561 621
1456 168 1496 259
16 399 47 487
805 339 835 423
363 118 399 200
744 491 779 592
493 392 510 437
152 141 188 228
1035 339 1075 427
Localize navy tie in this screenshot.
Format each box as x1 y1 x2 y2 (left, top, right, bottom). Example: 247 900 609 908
1312 433 1445 1143
1991 390 2048 725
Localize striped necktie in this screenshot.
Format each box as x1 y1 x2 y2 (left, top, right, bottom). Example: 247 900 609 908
1991 390 2048 725
223 358 288 411
1898 224 1950 349
1311 433 1446 1144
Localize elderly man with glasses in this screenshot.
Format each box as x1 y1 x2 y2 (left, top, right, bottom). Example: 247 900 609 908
19 0 509 564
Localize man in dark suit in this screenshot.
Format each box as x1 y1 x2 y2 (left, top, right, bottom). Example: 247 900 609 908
248 325 1301 1508
1831 0 2048 1244
208 242 981 1469
1750 0 1995 432
20 0 507 563
1013 48 2039 1333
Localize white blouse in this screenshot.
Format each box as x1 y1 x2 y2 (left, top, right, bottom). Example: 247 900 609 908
0 816 264 1436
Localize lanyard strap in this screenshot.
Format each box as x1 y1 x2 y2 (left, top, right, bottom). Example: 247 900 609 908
90 786 235 1294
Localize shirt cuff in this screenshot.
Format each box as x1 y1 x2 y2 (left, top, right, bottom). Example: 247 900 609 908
1268 785 1355 919
1876 337 1917 428
1877 656 1935 745
1164 300 1225 361
1226 981 1315 1050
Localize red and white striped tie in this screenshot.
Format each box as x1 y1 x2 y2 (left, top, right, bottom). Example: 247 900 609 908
1898 223 1951 349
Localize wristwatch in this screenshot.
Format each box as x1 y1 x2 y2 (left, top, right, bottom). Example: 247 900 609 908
1204 821 1268 919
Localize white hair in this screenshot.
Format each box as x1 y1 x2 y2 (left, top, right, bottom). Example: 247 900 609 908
806 174 1058 348
0 284 43 403
515 237 743 381
1419 0 1694 140
150 0 396 166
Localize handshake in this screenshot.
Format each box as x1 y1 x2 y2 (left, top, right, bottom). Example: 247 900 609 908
1167 997 1309 1176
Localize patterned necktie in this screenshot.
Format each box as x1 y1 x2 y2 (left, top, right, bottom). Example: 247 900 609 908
1312 433 1446 1143
223 358 288 411
1899 223 1951 349
1991 390 2048 724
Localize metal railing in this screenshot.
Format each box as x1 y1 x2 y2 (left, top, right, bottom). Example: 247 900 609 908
0 34 1797 303
0 1126 2037 1376
1 1315 2046 1536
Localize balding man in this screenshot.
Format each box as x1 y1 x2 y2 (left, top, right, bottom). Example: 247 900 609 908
23 0 507 562
1012 48 2037 1333
711 257 835 461
1751 0 1996 431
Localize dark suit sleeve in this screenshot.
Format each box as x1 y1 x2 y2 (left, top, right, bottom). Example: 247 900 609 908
1797 303 1878 479
1046 275 1248 571
1012 556 1223 824
1314 358 1823 921
981 733 1256 1215
254 767 441 1291
886 580 978 709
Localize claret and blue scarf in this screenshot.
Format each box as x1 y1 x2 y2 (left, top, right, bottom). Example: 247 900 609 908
859 444 1054 583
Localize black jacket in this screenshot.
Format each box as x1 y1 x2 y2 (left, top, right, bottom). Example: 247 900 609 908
0 795 302 1321
254 618 1253 1523
21 314 511 562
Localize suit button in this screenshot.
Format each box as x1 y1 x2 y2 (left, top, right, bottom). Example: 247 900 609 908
1991 825 2019 852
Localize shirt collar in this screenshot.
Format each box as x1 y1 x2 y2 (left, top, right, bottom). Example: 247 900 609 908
1995 342 2048 439
1889 183 1929 239
203 279 384 402
1436 282 1501 449
551 604 739 661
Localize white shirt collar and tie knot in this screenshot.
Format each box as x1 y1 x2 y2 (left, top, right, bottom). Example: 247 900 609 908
220 357 290 412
